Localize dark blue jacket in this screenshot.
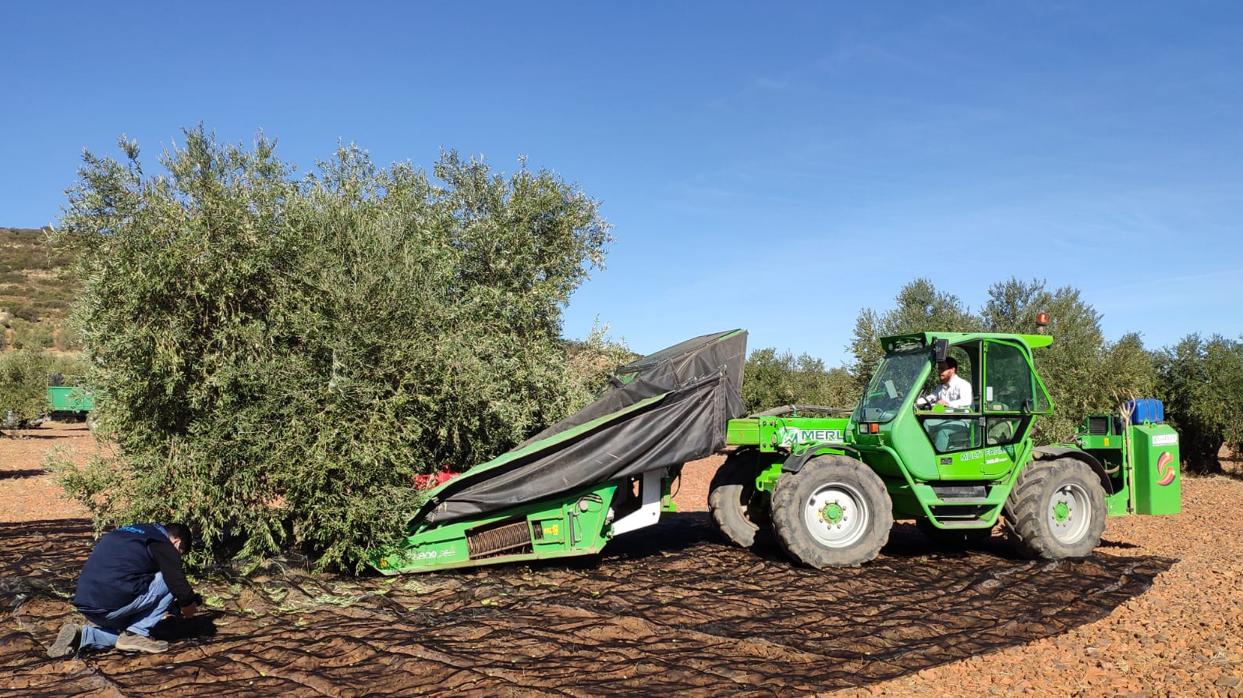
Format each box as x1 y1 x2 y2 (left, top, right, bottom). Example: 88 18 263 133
73 523 197 614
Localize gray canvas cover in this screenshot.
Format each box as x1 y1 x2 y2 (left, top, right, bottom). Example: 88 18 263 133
417 329 747 526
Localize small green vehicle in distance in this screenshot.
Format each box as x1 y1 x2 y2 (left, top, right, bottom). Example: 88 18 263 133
47 374 95 421
710 330 1181 567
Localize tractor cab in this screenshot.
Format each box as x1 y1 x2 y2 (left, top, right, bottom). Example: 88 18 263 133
853 332 1054 484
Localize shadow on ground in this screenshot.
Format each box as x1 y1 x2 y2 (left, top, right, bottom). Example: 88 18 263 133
0 470 46 480
0 515 1173 697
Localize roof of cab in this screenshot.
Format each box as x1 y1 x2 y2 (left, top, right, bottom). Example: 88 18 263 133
879 332 1054 352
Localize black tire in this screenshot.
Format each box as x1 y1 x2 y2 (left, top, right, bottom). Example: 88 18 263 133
708 449 769 548
916 519 993 547
771 455 892 568
1003 458 1106 559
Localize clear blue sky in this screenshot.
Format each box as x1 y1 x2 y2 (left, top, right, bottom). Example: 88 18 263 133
3 2 1241 364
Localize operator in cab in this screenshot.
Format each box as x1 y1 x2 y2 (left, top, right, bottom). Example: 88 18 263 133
916 357 972 409
916 357 974 452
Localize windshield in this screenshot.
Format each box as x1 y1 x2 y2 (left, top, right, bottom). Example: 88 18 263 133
856 350 929 423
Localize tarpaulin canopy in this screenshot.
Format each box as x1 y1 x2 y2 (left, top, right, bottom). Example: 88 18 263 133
413 329 748 526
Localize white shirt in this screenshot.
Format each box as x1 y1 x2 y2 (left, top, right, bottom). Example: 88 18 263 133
919 374 973 409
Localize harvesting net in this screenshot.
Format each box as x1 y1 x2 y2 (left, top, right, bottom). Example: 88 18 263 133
3 516 1171 696
414 329 748 525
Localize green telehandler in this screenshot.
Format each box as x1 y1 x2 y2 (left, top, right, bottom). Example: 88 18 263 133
710 331 1182 567
367 328 1180 575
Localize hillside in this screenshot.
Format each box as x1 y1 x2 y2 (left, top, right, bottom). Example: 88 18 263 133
0 227 77 323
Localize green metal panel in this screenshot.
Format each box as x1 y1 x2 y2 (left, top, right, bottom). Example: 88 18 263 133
727 415 850 452
726 418 760 447
1130 424 1181 515
370 482 620 574
1105 487 1131 517
1083 446 1130 516
880 331 1053 352
47 385 94 413
1068 414 1181 517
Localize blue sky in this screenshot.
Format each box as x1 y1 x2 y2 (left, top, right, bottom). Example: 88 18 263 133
2 2 1240 365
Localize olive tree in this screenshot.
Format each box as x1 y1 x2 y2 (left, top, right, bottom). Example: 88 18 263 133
0 349 50 428
1154 334 1243 473
982 278 1155 442
54 129 610 569
849 278 982 387
743 348 856 414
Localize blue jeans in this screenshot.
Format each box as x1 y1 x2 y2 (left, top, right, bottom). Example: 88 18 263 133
78 572 175 650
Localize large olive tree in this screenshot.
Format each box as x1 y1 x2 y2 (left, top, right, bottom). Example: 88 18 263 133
55 129 610 569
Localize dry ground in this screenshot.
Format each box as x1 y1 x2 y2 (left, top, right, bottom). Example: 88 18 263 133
0 421 92 522
1 424 1240 696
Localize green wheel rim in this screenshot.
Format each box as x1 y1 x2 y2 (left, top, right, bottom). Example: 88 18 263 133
804 482 869 548
1048 483 1091 544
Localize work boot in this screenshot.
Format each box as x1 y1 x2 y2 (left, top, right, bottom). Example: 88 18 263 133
115 632 168 653
47 622 80 658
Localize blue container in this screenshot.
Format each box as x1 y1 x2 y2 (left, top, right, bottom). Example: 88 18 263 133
1126 398 1164 424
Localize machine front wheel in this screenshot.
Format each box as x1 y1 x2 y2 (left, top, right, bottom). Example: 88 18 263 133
708 449 769 548
771 455 892 568
1003 458 1106 559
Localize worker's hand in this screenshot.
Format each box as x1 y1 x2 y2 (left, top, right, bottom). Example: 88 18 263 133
937 399 949 406
180 603 199 618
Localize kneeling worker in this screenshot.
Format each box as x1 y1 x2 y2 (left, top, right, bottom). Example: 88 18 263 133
49 523 203 656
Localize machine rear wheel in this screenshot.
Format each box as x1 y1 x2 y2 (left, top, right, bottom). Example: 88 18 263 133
708 449 769 548
771 455 892 568
1003 458 1106 559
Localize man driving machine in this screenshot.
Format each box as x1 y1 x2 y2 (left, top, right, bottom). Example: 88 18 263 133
916 357 973 451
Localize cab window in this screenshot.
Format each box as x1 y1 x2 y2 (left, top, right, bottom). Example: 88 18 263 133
917 341 980 453
983 342 1033 412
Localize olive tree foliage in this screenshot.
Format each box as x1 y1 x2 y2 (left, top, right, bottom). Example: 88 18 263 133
742 348 857 414
53 129 610 569
562 321 636 413
1154 335 1243 473
981 278 1154 442
849 279 982 387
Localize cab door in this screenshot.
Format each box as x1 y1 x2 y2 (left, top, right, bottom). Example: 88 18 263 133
914 342 987 480
977 339 1048 476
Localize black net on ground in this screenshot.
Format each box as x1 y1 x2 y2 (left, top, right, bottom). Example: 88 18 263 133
1 516 1172 697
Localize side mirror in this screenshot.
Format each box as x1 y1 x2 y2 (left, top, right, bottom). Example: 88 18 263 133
1021 399 1033 415
932 338 948 363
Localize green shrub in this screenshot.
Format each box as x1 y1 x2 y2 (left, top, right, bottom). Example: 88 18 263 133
0 348 50 426
53 129 610 570
7 318 54 349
